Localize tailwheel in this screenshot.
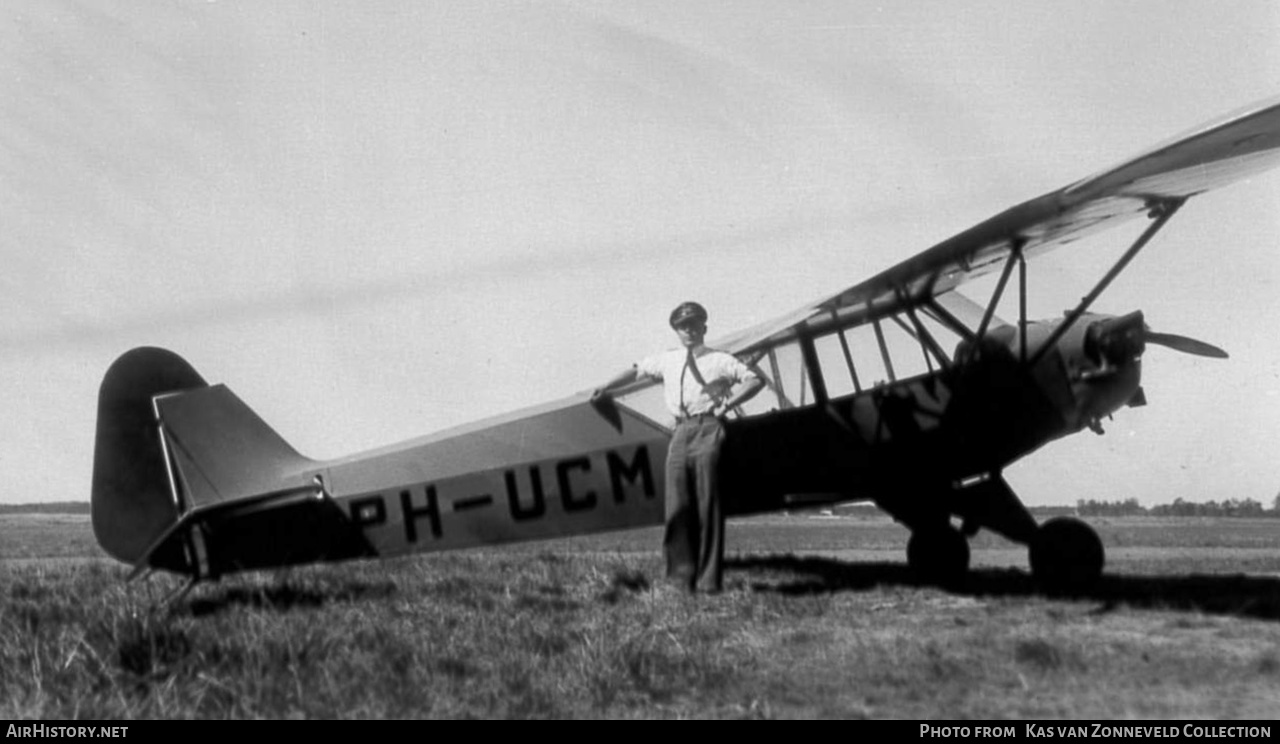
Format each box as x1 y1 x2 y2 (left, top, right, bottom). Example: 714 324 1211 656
1029 517 1105 593
907 524 970 587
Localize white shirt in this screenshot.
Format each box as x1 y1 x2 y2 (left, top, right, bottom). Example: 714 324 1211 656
636 345 759 419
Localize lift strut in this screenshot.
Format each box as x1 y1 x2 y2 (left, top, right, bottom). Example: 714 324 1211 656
1028 197 1186 366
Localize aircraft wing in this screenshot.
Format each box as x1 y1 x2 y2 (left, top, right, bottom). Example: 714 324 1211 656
708 95 1280 357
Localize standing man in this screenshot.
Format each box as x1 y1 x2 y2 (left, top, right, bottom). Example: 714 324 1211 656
592 301 763 593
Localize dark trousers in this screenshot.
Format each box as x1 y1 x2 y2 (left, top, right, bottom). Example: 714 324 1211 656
663 416 726 592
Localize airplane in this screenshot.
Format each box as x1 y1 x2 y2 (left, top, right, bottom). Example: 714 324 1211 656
92 96 1280 597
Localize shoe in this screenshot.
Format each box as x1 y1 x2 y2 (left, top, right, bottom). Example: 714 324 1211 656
661 576 695 594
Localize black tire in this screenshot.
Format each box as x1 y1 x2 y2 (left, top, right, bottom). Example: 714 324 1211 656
907 524 970 587
1030 517 1105 593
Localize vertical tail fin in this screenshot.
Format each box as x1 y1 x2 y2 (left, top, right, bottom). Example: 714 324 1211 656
91 347 317 571
92 347 206 566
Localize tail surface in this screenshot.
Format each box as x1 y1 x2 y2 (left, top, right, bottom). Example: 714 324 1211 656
92 348 205 566
91 347 316 571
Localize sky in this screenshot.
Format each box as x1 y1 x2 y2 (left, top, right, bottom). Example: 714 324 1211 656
2 0 1280 507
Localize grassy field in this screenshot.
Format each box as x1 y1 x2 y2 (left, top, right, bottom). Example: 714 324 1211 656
2 513 1279 719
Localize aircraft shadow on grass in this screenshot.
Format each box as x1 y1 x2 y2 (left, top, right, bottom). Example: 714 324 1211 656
184 580 397 618
728 555 1280 622
168 555 1278 621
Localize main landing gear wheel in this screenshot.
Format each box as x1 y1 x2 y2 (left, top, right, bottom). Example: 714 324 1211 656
907 524 970 587
1029 517 1105 593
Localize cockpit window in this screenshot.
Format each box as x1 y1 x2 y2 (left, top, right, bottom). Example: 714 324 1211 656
615 309 966 425
737 310 964 416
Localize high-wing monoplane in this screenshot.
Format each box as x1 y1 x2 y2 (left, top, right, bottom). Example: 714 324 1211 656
93 97 1280 595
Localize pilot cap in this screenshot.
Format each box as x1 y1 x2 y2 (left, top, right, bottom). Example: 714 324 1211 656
669 301 708 328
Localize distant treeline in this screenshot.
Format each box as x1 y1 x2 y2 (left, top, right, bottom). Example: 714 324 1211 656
817 500 1278 519
1076 497 1280 518
0 501 90 515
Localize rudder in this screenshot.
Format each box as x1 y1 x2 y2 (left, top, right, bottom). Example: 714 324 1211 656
92 347 207 566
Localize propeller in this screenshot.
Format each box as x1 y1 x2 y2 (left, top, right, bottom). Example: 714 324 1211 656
1144 331 1228 359
1088 311 1228 365
936 293 1230 363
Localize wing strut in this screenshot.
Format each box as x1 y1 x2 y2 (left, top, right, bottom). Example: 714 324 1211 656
922 297 977 342
831 310 863 393
1028 197 1186 366
871 316 895 383
1018 248 1028 362
890 314 933 373
897 288 951 370
798 334 828 403
978 239 1024 340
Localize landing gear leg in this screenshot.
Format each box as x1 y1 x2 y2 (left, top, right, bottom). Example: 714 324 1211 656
907 522 970 587
1030 517 1105 593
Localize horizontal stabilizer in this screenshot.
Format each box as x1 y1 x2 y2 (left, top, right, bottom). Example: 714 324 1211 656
157 384 317 510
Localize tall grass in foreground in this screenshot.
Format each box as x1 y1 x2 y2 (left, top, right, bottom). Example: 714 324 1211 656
3 547 1280 719
2 555 758 718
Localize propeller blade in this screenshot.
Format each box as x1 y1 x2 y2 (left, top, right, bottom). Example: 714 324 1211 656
1144 331 1228 359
